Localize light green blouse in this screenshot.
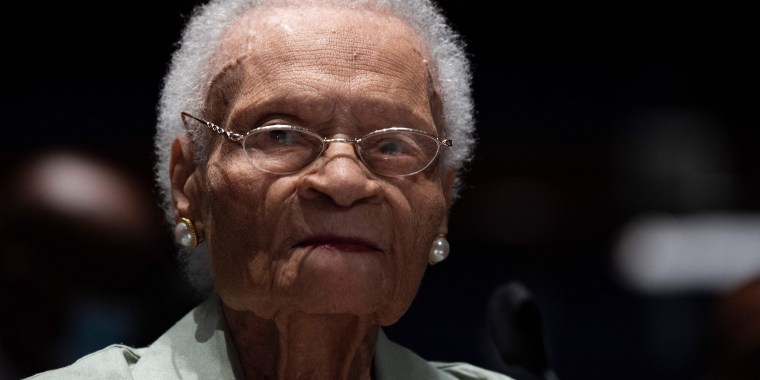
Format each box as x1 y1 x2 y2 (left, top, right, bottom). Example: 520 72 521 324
26 295 513 380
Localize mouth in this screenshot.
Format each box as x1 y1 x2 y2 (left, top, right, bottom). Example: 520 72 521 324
296 235 381 253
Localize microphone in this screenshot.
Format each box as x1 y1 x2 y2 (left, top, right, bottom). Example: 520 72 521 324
487 281 557 380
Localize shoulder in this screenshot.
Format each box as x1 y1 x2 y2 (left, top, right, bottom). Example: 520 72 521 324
24 344 141 380
24 296 239 380
374 330 514 380
430 361 516 380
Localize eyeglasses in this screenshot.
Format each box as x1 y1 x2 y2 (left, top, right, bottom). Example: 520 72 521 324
181 112 452 177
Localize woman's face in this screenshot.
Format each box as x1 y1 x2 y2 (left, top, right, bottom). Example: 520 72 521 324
175 6 454 325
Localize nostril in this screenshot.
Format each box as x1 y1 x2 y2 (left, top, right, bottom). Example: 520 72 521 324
298 154 383 207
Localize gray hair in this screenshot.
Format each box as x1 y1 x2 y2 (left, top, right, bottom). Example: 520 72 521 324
154 0 476 294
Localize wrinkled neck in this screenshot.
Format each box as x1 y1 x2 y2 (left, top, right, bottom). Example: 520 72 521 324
224 305 378 380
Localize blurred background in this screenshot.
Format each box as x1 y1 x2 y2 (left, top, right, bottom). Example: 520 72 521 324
1 2 757 380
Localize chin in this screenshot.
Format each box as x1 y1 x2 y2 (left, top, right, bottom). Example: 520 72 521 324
293 274 388 315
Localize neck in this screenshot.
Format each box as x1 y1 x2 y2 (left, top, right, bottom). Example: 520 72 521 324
224 305 378 380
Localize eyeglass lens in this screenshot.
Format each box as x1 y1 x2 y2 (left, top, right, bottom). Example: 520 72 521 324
241 127 441 176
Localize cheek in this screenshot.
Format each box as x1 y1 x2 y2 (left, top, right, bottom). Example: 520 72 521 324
395 179 447 256
204 162 271 248
379 181 447 324
201 161 297 311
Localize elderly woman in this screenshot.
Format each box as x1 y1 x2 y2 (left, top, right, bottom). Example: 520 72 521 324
27 0 512 379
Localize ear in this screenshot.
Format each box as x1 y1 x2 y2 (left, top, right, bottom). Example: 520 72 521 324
170 135 202 226
438 169 457 234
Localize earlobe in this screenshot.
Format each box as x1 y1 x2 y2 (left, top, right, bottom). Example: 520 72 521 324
429 170 456 264
170 135 200 222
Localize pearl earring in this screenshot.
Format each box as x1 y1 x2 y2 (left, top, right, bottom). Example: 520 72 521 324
429 234 450 265
175 217 200 249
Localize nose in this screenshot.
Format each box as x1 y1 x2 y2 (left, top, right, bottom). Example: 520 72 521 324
298 140 383 207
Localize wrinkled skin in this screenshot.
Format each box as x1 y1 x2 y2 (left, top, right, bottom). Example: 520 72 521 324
170 5 455 379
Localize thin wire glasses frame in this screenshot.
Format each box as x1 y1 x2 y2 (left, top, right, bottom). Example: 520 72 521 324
181 112 453 177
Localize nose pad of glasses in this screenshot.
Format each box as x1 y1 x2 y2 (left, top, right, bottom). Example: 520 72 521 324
320 139 360 157
317 140 370 171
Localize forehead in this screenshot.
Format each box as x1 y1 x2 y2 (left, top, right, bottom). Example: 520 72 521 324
213 5 429 69
204 5 435 121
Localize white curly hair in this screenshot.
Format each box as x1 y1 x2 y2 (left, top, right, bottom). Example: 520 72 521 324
153 0 476 294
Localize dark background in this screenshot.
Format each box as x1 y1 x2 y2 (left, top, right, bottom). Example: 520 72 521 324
1 2 757 380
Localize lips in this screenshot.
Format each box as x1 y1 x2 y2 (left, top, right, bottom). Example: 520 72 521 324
296 235 381 253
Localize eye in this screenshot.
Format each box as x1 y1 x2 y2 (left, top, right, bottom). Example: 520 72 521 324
378 140 407 155
246 127 320 153
364 133 420 157
267 129 299 145
244 126 324 156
